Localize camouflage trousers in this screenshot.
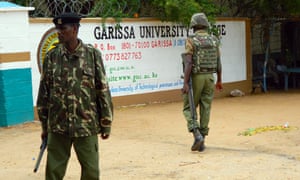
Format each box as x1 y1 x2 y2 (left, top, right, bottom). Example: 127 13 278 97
182 73 215 136
46 133 99 180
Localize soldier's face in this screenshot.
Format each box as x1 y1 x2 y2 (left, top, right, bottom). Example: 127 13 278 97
55 24 76 44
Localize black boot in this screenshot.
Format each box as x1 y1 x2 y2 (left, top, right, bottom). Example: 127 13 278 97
191 129 204 151
198 136 205 152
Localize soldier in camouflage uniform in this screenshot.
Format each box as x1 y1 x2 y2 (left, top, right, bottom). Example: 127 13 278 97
182 13 223 152
37 12 113 180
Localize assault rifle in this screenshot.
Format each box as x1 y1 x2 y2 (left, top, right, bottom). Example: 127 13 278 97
181 53 197 131
33 137 47 173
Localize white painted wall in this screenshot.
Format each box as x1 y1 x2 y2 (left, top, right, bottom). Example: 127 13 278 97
0 4 34 69
0 11 31 53
29 18 248 105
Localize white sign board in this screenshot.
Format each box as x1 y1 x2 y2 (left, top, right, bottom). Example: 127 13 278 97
31 19 247 101
80 21 187 97
215 21 246 83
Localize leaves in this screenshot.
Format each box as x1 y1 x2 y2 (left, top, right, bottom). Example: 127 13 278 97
152 0 202 26
89 0 140 18
13 0 300 28
221 0 300 19
238 125 299 136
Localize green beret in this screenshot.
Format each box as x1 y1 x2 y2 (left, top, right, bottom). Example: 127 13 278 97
53 12 81 25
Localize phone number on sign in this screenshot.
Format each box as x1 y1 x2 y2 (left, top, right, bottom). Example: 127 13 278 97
103 52 142 61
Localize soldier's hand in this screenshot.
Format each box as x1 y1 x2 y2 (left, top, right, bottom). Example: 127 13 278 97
181 83 189 94
101 133 110 140
41 131 48 140
215 82 223 92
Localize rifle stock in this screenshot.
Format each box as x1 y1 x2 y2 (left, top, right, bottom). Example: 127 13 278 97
181 53 197 129
33 138 47 173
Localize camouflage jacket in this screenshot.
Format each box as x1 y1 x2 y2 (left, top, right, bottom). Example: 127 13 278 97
37 39 113 137
185 30 221 74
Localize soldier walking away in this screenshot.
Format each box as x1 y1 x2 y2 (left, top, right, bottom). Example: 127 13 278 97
182 13 223 152
37 12 113 180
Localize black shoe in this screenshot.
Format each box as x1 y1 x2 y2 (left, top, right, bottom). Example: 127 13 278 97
198 142 205 152
191 134 204 151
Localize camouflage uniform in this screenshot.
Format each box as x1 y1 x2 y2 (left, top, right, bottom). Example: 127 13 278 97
183 30 221 136
37 40 113 137
37 13 113 179
182 13 222 151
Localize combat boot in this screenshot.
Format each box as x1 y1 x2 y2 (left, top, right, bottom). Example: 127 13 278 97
191 129 204 151
198 136 205 152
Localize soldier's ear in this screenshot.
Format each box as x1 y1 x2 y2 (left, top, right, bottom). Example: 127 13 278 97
71 24 79 34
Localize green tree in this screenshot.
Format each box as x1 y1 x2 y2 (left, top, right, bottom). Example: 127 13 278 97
89 0 140 19
11 0 219 28
88 0 218 27
7 0 28 6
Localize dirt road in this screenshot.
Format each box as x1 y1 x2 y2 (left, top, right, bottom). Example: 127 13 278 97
0 90 300 180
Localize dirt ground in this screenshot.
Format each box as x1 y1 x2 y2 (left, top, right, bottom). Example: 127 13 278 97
0 90 300 180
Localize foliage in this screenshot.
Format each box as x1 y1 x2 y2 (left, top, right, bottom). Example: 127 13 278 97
149 0 218 27
88 0 220 35
238 125 298 136
12 0 300 38
150 0 200 26
7 0 28 6
87 0 219 28
89 0 140 19
215 0 300 49
215 0 300 20
10 0 300 21
11 0 218 29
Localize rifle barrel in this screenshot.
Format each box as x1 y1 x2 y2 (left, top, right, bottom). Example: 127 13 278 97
33 139 47 173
